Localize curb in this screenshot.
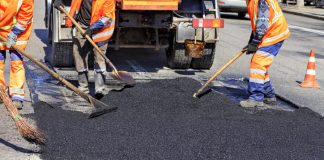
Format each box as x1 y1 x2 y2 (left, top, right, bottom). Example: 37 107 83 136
282 9 324 21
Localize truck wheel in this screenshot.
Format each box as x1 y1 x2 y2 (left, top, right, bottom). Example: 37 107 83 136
48 42 74 67
191 43 216 69
238 12 246 19
166 31 192 69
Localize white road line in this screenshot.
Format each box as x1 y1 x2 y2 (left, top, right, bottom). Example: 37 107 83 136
289 25 324 35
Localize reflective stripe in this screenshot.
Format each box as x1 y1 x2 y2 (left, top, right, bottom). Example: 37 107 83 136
78 69 88 72
17 20 31 25
17 0 23 11
269 11 282 27
250 68 266 74
11 95 24 101
306 69 316 75
263 28 290 43
0 25 11 30
10 88 24 94
249 78 265 84
265 77 270 82
199 19 203 28
256 50 274 59
309 57 315 62
92 29 114 40
269 0 277 12
0 41 28 45
95 69 106 73
14 23 26 31
99 17 114 25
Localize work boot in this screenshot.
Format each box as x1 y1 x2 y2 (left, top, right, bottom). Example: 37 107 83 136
13 100 23 110
239 99 264 108
264 97 277 105
94 72 106 100
77 72 90 94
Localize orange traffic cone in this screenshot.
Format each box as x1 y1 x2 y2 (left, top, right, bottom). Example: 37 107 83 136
300 50 320 88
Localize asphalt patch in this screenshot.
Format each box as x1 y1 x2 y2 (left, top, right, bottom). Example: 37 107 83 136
33 78 324 160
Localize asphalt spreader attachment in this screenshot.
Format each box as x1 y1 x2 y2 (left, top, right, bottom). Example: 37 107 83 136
32 78 324 159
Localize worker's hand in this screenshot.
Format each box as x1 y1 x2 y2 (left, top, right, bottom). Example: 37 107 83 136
246 43 258 55
53 0 63 9
82 28 94 37
6 32 18 48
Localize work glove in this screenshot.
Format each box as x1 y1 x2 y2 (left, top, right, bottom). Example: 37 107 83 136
82 28 94 37
246 32 260 54
246 43 258 55
6 32 18 48
53 0 63 9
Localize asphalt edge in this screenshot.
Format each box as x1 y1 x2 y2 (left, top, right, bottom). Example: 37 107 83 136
275 93 301 109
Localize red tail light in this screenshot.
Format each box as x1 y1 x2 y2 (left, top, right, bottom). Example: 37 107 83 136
192 19 225 28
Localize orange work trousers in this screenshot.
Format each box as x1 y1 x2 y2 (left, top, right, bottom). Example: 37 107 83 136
0 50 25 101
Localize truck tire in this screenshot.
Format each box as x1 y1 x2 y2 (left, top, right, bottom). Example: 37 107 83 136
238 12 246 19
166 31 192 69
48 42 74 67
191 43 216 69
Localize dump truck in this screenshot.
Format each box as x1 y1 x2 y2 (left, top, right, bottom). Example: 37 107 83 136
45 0 224 69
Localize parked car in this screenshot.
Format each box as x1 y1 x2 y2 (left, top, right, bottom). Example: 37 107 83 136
304 0 314 5
218 0 247 18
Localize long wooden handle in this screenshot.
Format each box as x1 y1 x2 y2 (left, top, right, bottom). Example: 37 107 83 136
0 35 92 103
58 6 118 72
194 48 247 97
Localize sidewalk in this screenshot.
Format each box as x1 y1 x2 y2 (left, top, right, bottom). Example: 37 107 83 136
280 3 324 20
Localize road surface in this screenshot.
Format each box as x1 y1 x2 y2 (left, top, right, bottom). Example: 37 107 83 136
0 1 324 158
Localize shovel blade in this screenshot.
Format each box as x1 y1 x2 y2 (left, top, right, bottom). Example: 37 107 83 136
110 71 135 86
88 98 117 118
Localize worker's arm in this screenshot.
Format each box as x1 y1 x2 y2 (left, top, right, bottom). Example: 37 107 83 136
246 0 269 54
89 0 115 31
12 0 34 35
251 0 269 45
7 0 34 48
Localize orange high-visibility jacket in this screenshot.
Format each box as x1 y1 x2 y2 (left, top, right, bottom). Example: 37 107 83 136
66 0 116 43
0 0 34 50
247 0 290 47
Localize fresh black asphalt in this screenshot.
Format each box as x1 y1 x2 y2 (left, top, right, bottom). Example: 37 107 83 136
33 78 324 160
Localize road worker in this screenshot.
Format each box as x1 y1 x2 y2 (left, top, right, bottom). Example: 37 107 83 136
0 0 34 109
239 0 290 107
54 0 115 99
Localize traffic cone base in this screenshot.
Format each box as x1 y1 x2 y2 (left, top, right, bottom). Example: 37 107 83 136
300 80 320 88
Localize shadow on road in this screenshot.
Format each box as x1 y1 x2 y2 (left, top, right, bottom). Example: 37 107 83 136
0 138 39 154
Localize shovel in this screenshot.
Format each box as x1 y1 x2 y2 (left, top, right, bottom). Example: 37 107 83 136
0 36 116 118
56 5 135 86
193 47 247 98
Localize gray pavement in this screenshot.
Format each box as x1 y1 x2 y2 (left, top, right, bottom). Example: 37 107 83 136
1 0 324 159
281 3 324 20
